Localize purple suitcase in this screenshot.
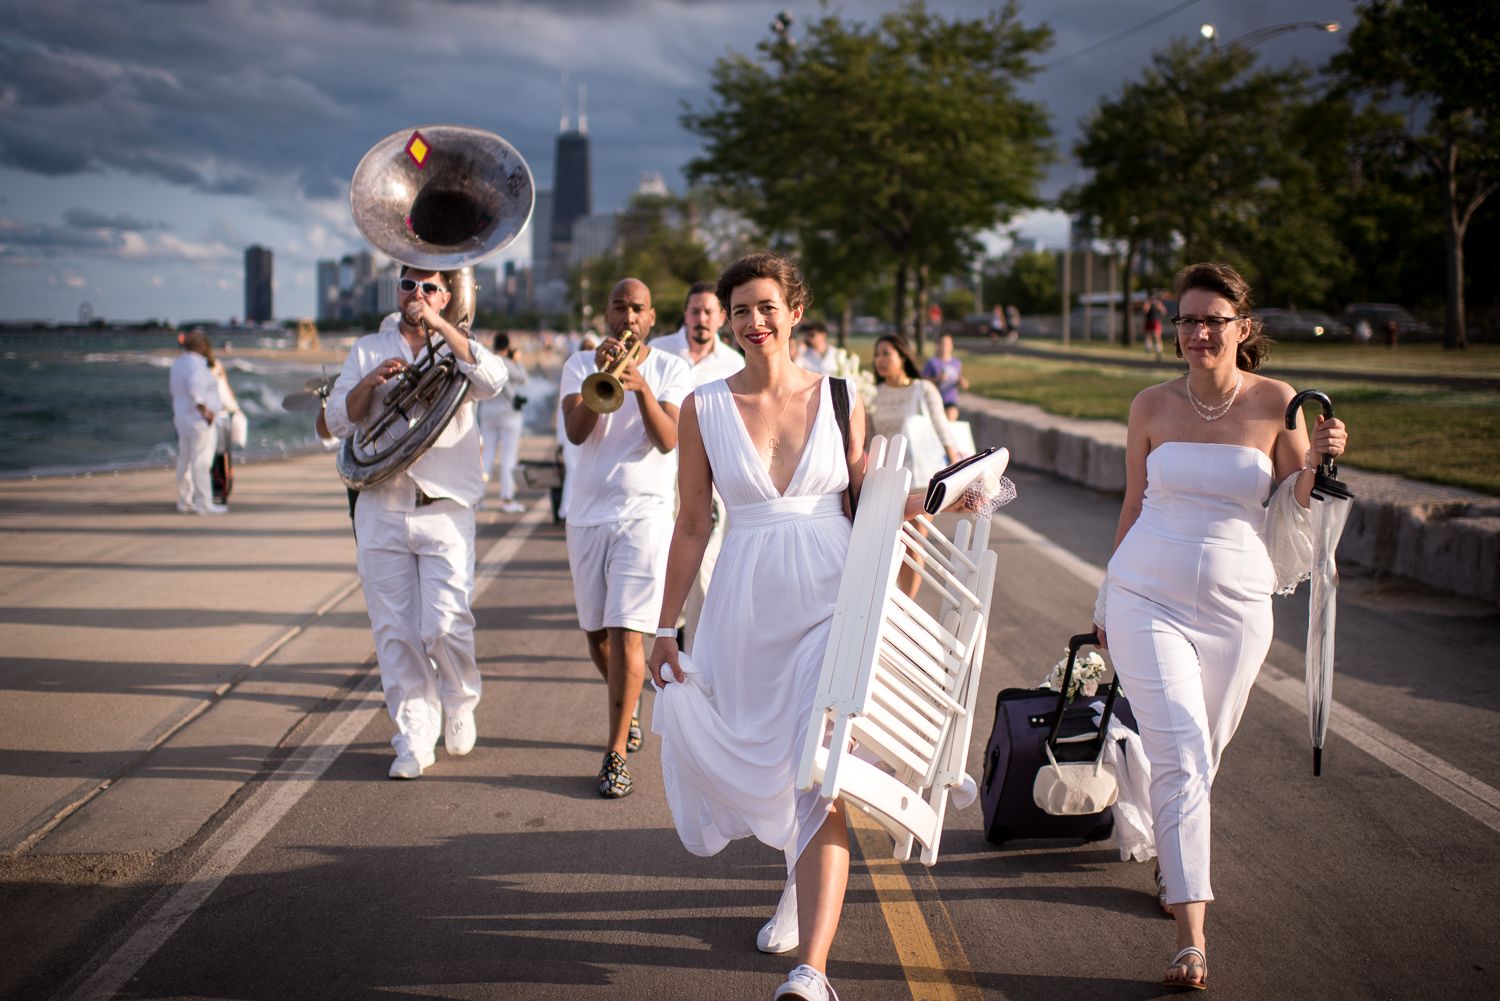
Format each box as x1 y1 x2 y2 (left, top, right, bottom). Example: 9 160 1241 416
980 632 1137 845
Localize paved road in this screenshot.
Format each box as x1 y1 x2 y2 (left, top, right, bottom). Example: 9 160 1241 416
2 459 1497 1001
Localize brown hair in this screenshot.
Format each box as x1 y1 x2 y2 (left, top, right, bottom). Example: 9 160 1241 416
683 281 717 310
182 328 214 367
715 252 812 315
874 334 922 384
1172 262 1272 371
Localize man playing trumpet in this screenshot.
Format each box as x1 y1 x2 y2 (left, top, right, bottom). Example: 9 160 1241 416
560 277 692 798
325 266 509 779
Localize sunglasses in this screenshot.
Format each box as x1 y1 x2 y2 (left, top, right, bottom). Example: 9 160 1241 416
398 277 447 295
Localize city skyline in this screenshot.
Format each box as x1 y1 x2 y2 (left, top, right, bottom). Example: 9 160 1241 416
0 0 1355 324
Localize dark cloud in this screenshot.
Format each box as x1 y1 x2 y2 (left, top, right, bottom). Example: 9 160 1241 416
63 208 164 230
1 0 1358 222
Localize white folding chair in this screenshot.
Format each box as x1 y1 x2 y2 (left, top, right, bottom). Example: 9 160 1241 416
796 434 1001 864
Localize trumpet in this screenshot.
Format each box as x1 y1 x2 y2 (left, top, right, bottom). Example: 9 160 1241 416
581 329 644 414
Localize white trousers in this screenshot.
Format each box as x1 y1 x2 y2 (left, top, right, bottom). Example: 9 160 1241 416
480 414 523 501
1105 583 1271 905
174 416 216 509
355 499 482 756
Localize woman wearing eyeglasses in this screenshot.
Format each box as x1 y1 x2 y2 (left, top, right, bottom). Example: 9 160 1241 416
324 265 510 780
1092 262 1348 990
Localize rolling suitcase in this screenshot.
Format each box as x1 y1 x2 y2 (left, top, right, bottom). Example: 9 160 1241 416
980 632 1137 845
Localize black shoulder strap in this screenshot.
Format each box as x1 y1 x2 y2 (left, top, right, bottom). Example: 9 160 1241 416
830 377 856 516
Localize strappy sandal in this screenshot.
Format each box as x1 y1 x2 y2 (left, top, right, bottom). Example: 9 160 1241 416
1163 945 1207 991
1154 863 1175 918
598 751 633 799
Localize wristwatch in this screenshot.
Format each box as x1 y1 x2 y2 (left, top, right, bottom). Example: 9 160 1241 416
654 626 678 640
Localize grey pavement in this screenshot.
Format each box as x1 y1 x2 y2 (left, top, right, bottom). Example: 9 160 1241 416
1 438 1498 1000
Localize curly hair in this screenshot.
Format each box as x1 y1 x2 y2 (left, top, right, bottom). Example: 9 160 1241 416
715 252 812 315
1172 262 1272 371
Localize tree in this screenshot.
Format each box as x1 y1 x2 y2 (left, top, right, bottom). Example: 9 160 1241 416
1065 39 1350 332
683 0 1053 353
1334 0 1500 348
570 191 713 333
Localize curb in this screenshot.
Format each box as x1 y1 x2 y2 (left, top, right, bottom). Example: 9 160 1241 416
958 393 1500 607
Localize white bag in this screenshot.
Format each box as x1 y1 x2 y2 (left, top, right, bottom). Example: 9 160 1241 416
900 412 947 485
1032 741 1119 816
229 410 249 449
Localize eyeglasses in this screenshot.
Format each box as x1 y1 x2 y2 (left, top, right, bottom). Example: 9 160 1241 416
398 277 447 296
1172 314 1242 333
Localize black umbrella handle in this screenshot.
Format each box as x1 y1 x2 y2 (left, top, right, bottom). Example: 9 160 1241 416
1285 389 1338 477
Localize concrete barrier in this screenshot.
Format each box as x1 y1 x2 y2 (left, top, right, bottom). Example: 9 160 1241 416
958 392 1500 606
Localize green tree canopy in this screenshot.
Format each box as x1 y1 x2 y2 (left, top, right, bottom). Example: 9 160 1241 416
1065 38 1348 334
1333 0 1500 347
682 0 1054 348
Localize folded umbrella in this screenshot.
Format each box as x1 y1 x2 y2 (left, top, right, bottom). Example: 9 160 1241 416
1284 389 1355 776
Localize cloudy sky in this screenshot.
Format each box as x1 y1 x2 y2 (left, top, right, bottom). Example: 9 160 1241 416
0 0 1355 324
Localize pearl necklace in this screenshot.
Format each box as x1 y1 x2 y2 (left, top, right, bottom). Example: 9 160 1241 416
1185 373 1243 421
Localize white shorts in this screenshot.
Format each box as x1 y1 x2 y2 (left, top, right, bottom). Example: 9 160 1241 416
566 516 672 633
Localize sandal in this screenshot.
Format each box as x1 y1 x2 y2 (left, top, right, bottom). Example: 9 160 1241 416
1163 945 1207 991
1154 863 1175 918
598 751 633 799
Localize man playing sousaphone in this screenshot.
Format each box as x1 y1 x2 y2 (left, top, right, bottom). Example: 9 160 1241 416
560 277 693 798
325 266 509 779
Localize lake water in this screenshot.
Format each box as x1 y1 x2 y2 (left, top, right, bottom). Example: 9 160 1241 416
0 328 559 478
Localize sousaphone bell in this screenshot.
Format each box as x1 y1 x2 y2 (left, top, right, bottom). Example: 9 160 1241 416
336 125 534 490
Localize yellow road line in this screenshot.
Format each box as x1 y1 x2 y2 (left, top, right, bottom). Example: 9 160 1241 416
849 809 984 1001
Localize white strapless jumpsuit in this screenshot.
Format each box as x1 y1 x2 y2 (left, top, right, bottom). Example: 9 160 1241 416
1104 442 1277 905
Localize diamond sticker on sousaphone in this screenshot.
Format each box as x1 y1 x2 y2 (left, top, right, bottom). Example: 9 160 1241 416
405 130 430 168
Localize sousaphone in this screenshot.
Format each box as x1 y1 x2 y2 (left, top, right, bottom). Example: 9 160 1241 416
336 125 534 490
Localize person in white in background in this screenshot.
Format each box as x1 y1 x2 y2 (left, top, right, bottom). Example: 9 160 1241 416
324 266 509 780
560 277 692 799
556 332 600 522
794 320 830 374
208 355 245 507
652 281 745 646
169 329 225 515
478 331 529 513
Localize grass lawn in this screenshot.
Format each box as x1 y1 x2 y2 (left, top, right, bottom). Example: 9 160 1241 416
1008 338 1500 379
955 352 1500 497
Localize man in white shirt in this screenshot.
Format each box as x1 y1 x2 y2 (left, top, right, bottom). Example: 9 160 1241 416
169 330 225 515
651 282 743 646
795 320 830 374
324 266 509 780
560 278 692 799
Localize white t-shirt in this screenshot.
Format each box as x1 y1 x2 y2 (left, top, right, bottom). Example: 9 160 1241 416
560 346 693 526
169 352 221 422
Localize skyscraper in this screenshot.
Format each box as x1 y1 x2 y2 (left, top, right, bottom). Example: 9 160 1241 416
315 260 339 322
548 86 592 287
244 245 273 323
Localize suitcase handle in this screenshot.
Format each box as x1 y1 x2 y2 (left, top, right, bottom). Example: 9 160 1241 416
1044 632 1121 751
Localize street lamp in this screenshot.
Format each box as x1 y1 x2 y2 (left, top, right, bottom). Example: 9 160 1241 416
1200 20 1339 52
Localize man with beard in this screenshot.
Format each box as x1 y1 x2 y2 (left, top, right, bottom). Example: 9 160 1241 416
324 266 509 779
652 282 745 646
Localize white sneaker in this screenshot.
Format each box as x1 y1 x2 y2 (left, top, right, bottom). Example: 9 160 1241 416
388 748 435 779
774 965 837 1001
444 712 477 756
195 503 228 516
176 501 192 513
498 499 525 514
757 878 799 954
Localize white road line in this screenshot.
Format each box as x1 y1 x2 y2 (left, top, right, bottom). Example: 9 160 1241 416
991 513 1500 837
62 501 550 1001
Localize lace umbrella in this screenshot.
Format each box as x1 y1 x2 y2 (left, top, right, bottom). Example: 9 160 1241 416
1285 390 1355 776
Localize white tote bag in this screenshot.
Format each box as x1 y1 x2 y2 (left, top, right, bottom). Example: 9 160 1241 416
900 388 947 485
1032 741 1119 816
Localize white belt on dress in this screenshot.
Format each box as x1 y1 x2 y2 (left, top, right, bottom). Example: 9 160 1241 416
727 493 845 531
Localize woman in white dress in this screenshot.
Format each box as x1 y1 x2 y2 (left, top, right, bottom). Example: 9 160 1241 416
1094 262 1348 990
649 252 922 1001
869 334 961 597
